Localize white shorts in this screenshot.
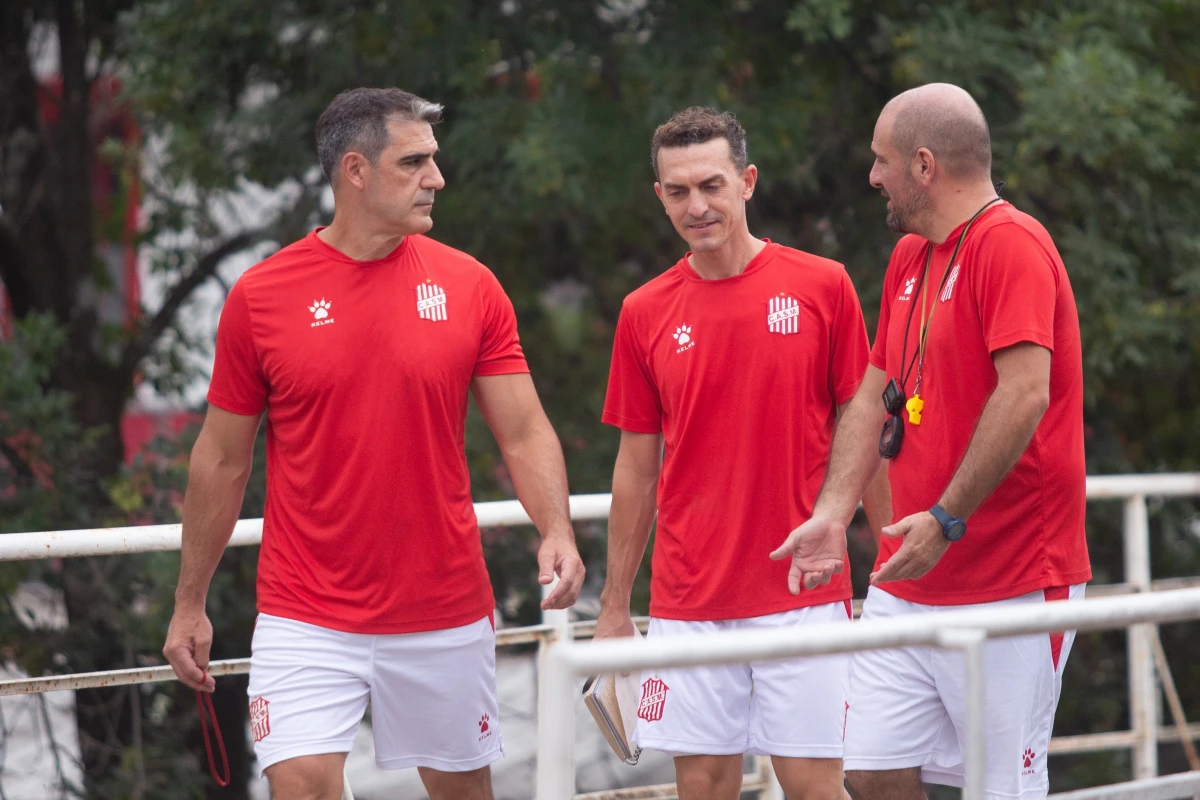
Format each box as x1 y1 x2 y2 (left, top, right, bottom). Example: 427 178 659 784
843 585 1085 799
246 613 503 772
634 602 851 758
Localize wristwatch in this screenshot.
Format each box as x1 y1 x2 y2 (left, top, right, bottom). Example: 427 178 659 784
929 504 967 542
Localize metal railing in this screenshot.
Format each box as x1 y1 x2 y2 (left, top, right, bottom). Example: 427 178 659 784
541 588 1200 800
1 474 1199 799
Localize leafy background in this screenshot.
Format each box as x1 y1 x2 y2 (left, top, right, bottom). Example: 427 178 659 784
2 0 1199 796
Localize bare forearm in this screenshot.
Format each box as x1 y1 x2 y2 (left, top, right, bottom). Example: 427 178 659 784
861 462 891 546
939 386 1048 520
176 449 251 608
816 390 885 524
500 416 575 541
600 464 658 612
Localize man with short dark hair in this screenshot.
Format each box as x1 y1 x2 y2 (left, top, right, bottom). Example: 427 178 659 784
595 106 880 799
772 83 1090 799
162 87 585 800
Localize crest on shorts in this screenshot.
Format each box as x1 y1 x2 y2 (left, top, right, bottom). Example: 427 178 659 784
416 281 447 321
767 293 800 335
637 677 669 722
249 696 271 742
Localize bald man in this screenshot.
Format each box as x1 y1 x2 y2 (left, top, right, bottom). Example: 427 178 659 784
771 83 1090 798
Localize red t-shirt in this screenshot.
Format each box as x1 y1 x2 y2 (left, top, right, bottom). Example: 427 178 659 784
207 230 528 633
603 242 870 620
870 202 1091 604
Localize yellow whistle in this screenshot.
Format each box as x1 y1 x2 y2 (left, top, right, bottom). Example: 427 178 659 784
906 394 924 425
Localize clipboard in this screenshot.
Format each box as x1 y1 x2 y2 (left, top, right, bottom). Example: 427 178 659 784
581 630 643 765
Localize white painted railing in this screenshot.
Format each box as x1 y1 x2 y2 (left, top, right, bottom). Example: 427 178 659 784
1 474 1199 799
542 588 1200 800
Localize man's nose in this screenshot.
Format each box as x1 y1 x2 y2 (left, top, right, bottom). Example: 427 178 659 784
426 161 446 190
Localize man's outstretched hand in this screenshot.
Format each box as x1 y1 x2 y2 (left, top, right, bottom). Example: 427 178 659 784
769 516 848 595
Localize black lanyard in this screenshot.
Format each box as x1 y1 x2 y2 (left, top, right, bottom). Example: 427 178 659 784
897 198 1002 395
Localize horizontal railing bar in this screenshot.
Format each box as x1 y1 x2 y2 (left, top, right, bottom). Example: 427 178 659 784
0 658 249 697
559 588 1200 675
1087 577 1200 598
0 494 615 561
1049 723 1200 755
0 617 652 696
567 618 651 639
1048 771 1200 800
1085 474 1200 499
2 474 1198 562
18 579 1200 698
573 777 768 800
1049 730 1139 754
11 584 1200 699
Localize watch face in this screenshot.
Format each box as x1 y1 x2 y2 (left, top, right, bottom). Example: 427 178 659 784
947 521 967 541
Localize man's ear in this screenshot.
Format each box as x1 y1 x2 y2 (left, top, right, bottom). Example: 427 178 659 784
340 151 370 190
741 164 758 200
913 148 936 188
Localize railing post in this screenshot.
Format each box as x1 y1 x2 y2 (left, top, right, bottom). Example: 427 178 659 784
938 628 988 800
537 580 575 799
1124 495 1159 780
536 620 576 799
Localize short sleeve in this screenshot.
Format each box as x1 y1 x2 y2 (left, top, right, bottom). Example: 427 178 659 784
473 267 530 377
207 279 268 415
830 270 871 405
869 253 900 371
971 227 1057 354
601 305 663 434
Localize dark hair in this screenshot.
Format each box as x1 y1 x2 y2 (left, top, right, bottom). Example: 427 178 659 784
650 106 747 179
315 88 443 183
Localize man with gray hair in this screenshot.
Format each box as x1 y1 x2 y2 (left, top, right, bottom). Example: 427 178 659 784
163 87 585 800
773 83 1090 798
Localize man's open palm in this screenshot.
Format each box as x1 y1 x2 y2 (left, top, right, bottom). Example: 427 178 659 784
769 516 848 595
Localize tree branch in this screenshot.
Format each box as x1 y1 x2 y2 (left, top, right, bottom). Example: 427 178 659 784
118 185 322 378
118 230 261 377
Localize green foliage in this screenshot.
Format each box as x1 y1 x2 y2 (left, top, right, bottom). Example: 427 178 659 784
0 314 102 534
2 0 1198 793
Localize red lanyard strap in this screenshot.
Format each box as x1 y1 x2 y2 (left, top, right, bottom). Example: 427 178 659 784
196 676 230 787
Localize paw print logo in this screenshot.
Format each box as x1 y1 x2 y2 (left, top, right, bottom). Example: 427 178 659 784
1022 748 1035 768
308 299 331 319
672 325 692 346
904 277 917 296
478 713 490 733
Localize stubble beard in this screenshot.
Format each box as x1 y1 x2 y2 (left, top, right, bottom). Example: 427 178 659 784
885 182 930 236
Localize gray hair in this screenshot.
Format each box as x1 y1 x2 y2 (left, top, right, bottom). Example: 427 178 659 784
315 88 443 183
